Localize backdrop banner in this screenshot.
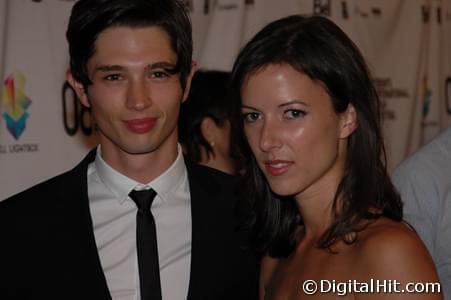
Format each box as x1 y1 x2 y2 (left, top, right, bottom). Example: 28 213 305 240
0 0 8 95
1 0 450 199
0 0 97 199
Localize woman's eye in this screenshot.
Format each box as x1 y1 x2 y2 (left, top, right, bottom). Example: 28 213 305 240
284 109 306 119
242 112 261 123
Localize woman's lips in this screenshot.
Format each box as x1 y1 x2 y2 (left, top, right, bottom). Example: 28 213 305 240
123 118 157 134
264 160 292 176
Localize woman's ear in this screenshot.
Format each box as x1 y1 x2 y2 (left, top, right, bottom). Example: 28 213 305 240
200 117 216 146
339 103 358 139
66 70 90 108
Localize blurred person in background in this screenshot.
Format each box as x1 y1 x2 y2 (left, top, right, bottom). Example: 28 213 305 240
179 70 243 175
393 126 451 299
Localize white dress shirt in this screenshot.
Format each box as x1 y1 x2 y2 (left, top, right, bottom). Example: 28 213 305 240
87 146 192 300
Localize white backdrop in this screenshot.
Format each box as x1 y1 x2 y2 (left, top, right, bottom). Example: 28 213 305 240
1 0 450 200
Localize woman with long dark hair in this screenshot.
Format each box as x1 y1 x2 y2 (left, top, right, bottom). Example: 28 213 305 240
231 15 442 299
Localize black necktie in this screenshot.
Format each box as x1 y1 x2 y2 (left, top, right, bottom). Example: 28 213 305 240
129 189 162 300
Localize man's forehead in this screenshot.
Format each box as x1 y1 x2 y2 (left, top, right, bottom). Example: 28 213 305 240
89 25 177 62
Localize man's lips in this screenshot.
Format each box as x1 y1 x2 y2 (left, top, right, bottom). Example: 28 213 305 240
123 117 157 134
264 160 293 176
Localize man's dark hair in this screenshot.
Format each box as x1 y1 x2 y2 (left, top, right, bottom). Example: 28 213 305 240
66 0 192 88
230 15 403 257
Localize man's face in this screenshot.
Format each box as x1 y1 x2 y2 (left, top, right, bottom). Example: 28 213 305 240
69 26 192 161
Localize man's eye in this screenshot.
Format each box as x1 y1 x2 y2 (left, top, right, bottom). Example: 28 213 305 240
150 71 170 79
104 74 122 81
242 112 261 123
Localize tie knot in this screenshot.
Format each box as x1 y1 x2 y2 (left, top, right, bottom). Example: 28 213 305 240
129 189 157 211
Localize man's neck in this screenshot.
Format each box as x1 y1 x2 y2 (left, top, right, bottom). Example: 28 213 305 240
99 142 179 184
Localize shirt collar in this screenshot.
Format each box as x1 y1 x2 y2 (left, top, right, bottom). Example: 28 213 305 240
94 145 187 204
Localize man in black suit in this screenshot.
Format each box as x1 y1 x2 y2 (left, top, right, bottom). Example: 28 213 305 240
0 0 258 299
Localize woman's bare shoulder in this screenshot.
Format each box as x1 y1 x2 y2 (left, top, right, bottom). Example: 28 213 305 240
358 218 420 252
354 218 440 284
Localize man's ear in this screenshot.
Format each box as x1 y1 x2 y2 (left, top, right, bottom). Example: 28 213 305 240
181 61 197 103
66 70 90 108
339 103 358 139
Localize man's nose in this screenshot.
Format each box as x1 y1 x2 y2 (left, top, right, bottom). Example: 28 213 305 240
126 79 152 110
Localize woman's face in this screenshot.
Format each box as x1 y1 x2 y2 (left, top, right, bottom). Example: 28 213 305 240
240 64 355 200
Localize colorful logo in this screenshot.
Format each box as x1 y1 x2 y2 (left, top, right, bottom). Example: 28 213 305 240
2 72 32 140
422 76 432 118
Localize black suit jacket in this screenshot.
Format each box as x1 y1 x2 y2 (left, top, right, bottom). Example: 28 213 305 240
0 150 258 299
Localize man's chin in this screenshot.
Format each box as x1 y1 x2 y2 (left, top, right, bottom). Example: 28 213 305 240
121 145 157 155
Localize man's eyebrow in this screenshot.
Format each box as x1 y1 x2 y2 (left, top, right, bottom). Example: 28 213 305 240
147 62 176 69
94 65 123 72
146 62 178 73
93 62 179 73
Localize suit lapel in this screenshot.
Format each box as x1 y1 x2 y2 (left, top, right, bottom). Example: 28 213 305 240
186 161 232 298
58 149 112 299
